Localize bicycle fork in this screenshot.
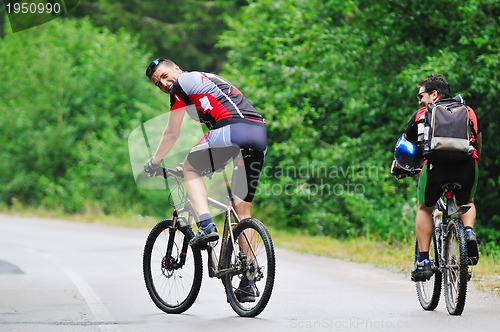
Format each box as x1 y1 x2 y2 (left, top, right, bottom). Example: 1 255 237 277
164 215 191 271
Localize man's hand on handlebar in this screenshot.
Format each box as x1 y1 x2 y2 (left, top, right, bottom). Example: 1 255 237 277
144 158 162 177
390 160 421 180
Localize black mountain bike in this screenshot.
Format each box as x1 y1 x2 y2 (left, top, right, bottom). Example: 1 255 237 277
142 164 275 317
415 182 477 316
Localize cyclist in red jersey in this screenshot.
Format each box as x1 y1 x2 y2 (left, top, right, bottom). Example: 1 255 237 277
143 59 267 254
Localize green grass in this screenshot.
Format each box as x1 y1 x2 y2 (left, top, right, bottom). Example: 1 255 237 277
2 206 499 296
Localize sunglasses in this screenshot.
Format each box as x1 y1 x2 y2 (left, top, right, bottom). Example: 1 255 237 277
146 59 160 79
417 90 432 101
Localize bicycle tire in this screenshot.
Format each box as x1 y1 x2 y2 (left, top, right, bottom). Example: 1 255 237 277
443 219 468 315
143 219 203 314
222 218 275 317
415 233 442 311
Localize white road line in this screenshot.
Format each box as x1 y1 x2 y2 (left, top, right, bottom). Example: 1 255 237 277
63 268 120 332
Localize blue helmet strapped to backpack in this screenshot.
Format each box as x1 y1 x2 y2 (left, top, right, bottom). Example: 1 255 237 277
394 134 423 171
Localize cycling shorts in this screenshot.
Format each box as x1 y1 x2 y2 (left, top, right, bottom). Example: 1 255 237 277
186 120 267 202
418 158 479 207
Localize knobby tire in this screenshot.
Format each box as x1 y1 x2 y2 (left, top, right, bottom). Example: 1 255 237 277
143 219 203 314
443 219 468 315
222 218 275 317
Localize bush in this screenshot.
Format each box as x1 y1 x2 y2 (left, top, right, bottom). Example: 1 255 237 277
0 18 167 216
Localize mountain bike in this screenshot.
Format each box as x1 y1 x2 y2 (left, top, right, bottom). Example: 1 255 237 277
142 162 275 317
414 182 478 316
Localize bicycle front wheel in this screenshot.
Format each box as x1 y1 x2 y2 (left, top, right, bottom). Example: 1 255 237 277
415 232 442 311
222 218 275 317
143 219 203 314
443 219 468 315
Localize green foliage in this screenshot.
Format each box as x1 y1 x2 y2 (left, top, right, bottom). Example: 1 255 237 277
220 0 500 242
68 0 244 71
0 18 167 215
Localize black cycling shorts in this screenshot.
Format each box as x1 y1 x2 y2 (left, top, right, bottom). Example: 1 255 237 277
186 121 267 202
418 158 479 207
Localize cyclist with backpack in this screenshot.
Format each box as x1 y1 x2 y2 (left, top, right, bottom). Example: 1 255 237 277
396 74 482 281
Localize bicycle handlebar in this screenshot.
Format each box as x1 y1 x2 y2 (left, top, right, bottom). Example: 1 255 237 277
390 160 421 178
153 165 184 179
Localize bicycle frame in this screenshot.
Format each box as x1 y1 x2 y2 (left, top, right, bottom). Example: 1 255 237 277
166 168 259 280
434 186 471 267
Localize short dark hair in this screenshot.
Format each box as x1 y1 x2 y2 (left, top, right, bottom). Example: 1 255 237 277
145 58 177 79
419 74 451 99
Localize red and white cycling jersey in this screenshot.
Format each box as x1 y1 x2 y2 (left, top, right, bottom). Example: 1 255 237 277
169 71 263 129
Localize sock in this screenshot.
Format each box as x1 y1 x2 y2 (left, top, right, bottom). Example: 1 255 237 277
199 213 213 228
465 226 473 233
418 251 429 262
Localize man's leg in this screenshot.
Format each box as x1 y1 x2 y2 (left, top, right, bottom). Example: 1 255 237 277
184 158 219 246
461 201 479 261
411 203 434 281
416 203 434 253
232 195 258 302
461 201 476 228
412 158 436 282
183 158 210 216
456 158 479 262
233 195 252 220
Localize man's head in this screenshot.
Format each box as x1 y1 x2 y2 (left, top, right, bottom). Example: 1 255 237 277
417 74 451 106
146 58 183 93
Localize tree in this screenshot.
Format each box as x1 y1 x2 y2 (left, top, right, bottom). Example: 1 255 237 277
68 0 244 72
0 18 167 215
219 0 500 242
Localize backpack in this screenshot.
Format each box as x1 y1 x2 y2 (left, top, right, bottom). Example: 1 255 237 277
418 97 474 163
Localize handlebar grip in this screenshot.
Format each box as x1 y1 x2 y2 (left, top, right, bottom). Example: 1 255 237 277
156 165 184 179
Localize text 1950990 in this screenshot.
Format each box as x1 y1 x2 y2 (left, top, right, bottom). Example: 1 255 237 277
6 1 61 14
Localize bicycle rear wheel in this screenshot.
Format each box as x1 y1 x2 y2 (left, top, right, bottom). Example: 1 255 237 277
143 219 203 314
415 232 442 311
443 219 468 315
222 218 275 317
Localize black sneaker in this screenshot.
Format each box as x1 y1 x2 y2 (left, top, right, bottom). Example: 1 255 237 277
411 259 433 282
234 278 256 303
465 229 480 265
189 223 219 248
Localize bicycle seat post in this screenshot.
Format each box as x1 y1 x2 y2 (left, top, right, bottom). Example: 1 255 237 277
222 168 234 203
442 182 470 217
444 190 458 216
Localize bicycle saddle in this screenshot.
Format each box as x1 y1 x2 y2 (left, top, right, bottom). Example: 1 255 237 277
441 182 462 192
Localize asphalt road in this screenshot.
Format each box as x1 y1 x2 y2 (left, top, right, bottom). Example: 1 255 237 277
1 215 499 332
